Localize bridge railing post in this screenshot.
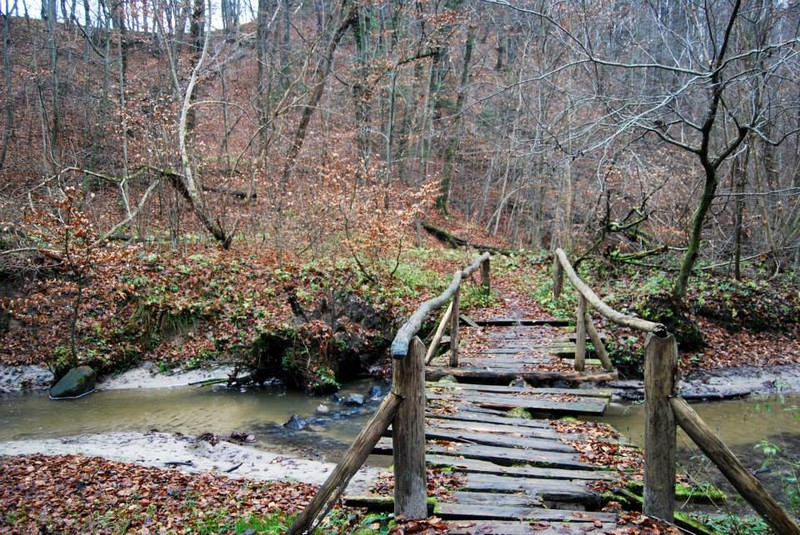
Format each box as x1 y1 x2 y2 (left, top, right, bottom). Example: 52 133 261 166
643 333 677 523
449 286 460 367
574 294 587 371
393 336 428 519
553 254 563 299
480 255 490 296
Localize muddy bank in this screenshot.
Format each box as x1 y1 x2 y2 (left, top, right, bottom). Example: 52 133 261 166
0 430 381 493
609 363 800 401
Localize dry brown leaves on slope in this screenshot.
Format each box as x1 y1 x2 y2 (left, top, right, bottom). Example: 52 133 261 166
0 454 319 533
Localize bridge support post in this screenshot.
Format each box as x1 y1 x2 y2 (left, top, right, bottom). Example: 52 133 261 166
574 295 587 371
393 336 428 519
449 287 460 367
480 255 490 296
643 334 677 523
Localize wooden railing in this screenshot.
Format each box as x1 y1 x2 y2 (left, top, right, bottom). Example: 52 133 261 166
553 248 800 534
287 252 491 535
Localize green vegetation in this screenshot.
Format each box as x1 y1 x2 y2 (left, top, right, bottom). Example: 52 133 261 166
693 513 770 535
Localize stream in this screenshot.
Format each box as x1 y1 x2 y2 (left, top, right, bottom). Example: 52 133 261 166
0 379 387 462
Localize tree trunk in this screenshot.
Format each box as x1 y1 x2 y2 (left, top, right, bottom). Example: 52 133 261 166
0 9 13 170
671 164 717 305
352 4 373 183
732 148 748 279
438 23 475 214
45 0 60 170
279 3 357 190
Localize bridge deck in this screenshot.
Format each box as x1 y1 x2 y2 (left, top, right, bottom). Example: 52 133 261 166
349 319 630 534
425 323 618 384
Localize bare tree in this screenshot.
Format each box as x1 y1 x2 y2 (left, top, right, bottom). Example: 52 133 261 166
157 0 236 247
483 0 800 305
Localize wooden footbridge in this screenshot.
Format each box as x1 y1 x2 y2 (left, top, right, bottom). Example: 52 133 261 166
288 252 800 535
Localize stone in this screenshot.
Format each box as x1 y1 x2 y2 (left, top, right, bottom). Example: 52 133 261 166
367 385 382 400
49 366 96 399
316 404 330 414
284 415 307 430
343 393 364 406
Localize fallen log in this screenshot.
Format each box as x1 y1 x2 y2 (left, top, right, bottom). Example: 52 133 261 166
422 223 513 255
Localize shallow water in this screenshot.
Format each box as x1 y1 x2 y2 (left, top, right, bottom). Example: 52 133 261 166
3 384 799 472
0 379 386 461
600 393 800 450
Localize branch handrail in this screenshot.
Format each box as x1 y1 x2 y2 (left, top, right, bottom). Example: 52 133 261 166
392 251 491 358
287 251 491 534
554 248 667 336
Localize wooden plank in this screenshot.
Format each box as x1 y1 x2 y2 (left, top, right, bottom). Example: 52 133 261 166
426 418 563 439
485 329 564 339
473 319 570 327
454 358 555 368
374 439 592 470
480 345 574 354
426 408 554 429
436 503 615 522
427 391 608 415
427 367 619 384
445 519 618 534
426 454 615 481
461 357 606 368
427 382 612 399
423 427 575 452
448 491 542 507
460 473 599 505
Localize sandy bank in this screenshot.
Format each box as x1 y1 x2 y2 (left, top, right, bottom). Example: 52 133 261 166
97 364 237 390
0 430 381 493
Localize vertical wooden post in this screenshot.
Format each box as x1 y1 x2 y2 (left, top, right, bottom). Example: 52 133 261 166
643 334 677 523
553 255 563 299
449 287 460 367
480 255 490 296
574 294 587 371
393 336 428 519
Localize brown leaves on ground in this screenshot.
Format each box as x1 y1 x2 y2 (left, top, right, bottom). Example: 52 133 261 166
681 317 800 372
388 516 448 534
608 511 682 534
0 454 320 533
